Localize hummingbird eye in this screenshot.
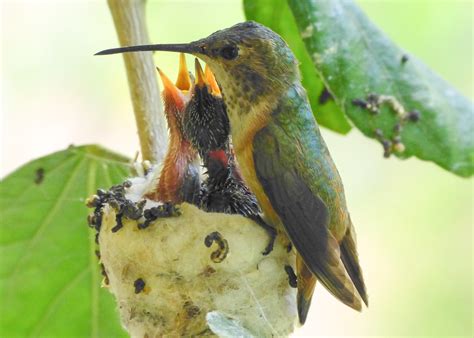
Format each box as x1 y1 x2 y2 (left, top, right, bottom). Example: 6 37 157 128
220 45 239 60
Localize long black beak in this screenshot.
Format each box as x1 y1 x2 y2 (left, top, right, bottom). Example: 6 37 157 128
95 43 200 56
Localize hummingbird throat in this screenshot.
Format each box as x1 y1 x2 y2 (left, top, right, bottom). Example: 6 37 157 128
209 69 277 152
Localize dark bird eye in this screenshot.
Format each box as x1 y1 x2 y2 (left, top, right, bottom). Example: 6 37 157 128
220 45 239 60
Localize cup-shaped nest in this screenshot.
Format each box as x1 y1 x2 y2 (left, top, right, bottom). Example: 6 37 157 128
87 173 297 337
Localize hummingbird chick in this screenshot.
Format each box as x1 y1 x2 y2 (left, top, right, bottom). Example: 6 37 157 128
184 59 230 158
147 54 200 204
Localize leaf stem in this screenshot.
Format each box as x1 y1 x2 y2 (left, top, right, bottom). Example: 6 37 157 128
107 0 167 164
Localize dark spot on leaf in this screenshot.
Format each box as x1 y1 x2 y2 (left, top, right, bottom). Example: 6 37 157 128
401 54 409 64
318 87 332 105
407 110 420 122
352 98 367 109
34 168 45 184
374 128 384 139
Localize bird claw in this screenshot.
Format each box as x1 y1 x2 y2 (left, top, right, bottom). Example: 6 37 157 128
252 216 277 256
262 227 277 255
262 238 274 256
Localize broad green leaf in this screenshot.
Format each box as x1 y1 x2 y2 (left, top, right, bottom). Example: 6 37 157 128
287 0 473 177
0 145 130 337
244 0 352 134
206 311 255 338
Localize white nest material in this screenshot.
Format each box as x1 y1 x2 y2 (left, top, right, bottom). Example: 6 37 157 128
95 170 297 337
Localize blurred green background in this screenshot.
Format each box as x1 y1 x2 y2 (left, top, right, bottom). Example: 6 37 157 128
1 0 472 336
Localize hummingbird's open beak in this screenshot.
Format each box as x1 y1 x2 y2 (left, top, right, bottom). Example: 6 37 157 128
194 58 206 89
156 67 186 111
194 58 221 97
175 53 192 92
204 65 221 96
95 43 201 56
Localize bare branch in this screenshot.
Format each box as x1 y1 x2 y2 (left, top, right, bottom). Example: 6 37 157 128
107 0 167 163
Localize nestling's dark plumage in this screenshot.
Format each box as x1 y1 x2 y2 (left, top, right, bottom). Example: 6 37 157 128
200 150 258 216
199 150 276 255
184 60 230 158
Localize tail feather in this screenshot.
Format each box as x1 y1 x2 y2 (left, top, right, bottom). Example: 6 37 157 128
340 223 368 306
296 255 317 324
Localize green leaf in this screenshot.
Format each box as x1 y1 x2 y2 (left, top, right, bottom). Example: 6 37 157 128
287 0 473 177
206 311 255 338
244 0 352 134
0 145 130 337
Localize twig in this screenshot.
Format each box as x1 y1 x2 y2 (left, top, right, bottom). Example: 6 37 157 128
107 0 167 164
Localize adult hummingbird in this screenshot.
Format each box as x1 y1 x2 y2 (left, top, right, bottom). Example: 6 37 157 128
97 21 368 323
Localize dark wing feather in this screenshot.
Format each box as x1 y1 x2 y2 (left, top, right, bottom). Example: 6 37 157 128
254 128 362 311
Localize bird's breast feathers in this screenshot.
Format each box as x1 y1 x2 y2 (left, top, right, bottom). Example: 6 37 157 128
234 143 282 228
227 92 283 227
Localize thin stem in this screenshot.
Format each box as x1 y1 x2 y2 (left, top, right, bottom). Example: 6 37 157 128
107 0 167 164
